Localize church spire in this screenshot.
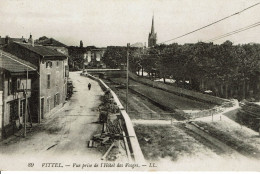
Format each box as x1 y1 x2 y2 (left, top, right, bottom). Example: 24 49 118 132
151 14 154 34
148 14 157 48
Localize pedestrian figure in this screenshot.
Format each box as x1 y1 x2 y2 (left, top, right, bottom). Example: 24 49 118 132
88 83 91 90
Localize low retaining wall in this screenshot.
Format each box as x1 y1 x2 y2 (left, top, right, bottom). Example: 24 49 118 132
82 73 145 163
87 69 126 79
0 91 2 139
129 72 229 105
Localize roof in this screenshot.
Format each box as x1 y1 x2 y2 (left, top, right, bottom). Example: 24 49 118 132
0 37 26 45
0 50 37 72
130 42 144 48
35 37 67 47
86 46 97 50
15 42 67 58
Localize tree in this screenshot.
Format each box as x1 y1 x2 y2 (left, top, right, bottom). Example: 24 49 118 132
102 46 127 69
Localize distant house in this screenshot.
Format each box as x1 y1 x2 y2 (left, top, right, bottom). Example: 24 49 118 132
0 50 37 139
86 47 107 68
3 41 68 123
68 41 107 70
35 36 69 76
35 36 69 56
0 36 26 48
131 42 145 48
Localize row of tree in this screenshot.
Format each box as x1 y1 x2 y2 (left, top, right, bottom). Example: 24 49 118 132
102 41 260 101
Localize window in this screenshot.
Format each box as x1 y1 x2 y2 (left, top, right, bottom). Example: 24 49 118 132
54 94 56 107
46 61 52 68
65 65 69 77
17 79 21 90
96 54 101 61
56 61 59 67
46 97 50 112
47 74 51 89
54 93 60 107
9 100 19 122
20 99 25 118
57 93 60 105
8 78 12 95
7 77 18 95
11 77 17 94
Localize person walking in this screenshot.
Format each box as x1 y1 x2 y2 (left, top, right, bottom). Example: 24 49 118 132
88 83 91 90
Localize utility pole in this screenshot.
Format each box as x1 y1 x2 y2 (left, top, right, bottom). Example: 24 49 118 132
126 43 130 113
24 67 28 137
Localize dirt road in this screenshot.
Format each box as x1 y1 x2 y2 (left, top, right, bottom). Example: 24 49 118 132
0 72 104 166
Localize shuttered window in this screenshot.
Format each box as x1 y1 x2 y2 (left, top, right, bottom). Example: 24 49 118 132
47 74 51 89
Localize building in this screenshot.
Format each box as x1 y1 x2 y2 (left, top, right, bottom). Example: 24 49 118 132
86 47 107 68
0 50 37 139
131 42 144 48
148 15 157 48
35 36 69 56
68 41 107 70
0 36 26 48
3 41 68 123
35 36 69 78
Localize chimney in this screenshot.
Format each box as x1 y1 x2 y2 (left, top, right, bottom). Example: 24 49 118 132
29 33 34 47
5 35 9 44
80 40 83 48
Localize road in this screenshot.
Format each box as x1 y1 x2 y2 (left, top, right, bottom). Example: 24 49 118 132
0 72 105 168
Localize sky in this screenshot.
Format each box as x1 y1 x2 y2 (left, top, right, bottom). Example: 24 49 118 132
0 0 260 47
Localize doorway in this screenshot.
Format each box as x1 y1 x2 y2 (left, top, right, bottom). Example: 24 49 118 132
41 98 44 119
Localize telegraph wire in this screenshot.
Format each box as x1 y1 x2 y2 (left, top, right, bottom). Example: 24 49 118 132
206 21 260 42
159 2 260 44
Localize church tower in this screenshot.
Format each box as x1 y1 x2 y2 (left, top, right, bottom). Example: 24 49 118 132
148 15 157 47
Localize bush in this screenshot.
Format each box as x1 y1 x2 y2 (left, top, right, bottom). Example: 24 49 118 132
236 111 259 132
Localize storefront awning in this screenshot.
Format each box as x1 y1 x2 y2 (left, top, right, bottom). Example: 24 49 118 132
0 51 37 72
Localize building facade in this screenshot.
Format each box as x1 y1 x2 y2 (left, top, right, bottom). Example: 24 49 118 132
68 41 107 70
3 42 68 123
0 50 36 139
86 47 107 68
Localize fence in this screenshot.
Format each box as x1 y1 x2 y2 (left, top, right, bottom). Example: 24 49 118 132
128 105 224 121
128 111 176 120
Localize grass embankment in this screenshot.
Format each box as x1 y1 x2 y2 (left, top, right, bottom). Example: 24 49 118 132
110 78 214 111
134 124 214 161
194 120 260 159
